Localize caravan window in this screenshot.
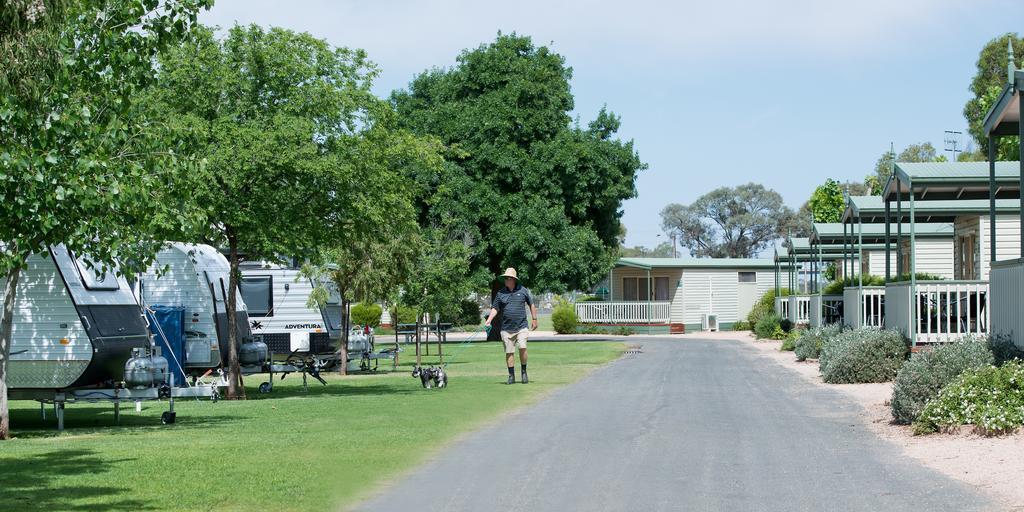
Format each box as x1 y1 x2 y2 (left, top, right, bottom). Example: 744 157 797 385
72 253 120 291
738 272 756 283
240 276 273 317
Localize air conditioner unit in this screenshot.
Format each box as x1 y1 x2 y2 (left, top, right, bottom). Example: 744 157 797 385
702 314 718 332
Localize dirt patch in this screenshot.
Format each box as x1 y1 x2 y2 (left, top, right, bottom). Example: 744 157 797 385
731 331 1024 511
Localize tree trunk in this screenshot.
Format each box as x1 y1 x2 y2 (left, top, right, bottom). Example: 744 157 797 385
338 294 348 376
487 280 502 341
0 266 22 440
225 233 245 399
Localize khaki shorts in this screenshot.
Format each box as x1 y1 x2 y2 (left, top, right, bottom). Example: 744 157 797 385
501 329 529 353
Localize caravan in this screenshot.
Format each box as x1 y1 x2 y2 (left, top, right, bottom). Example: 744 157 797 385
139 244 328 391
4 245 217 429
239 261 380 372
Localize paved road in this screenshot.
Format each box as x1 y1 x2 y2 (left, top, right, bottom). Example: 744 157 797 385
354 338 991 512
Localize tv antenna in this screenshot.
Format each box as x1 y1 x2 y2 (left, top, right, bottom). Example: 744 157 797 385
943 130 962 162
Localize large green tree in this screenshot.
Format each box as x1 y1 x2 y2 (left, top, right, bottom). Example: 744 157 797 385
963 33 1024 160
0 0 209 439
660 183 797 258
150 25 387 397
391 34 645 299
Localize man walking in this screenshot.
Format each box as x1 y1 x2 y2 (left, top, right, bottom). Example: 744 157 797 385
484 268 537 384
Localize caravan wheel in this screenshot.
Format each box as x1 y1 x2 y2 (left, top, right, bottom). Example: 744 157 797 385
258 382 272 394
161 411 176 425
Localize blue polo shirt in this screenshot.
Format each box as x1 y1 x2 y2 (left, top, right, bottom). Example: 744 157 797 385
492 284 533 332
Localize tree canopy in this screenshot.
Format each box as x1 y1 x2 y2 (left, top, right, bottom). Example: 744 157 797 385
150 24 400 396
0 0 210 439
865 142 946 195
660 183 796 259
391 33 645 294
963 33 1023 161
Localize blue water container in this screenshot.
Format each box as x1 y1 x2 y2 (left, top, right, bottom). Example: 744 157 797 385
146 305 187 387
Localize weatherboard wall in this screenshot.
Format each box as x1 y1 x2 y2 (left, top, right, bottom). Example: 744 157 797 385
955 215 1021 280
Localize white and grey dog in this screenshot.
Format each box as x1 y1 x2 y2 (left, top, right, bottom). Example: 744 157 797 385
413 366 448 389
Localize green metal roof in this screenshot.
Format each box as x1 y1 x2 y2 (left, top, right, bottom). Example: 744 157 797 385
617 257 785 270
882 161 1022 201
812 222 953 243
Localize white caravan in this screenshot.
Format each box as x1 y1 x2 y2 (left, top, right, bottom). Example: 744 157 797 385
138 243 265 374
4 245 151 391
238 261 338 356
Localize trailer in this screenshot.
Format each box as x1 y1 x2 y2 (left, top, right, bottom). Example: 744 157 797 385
3 245 218 430
239 261 391 372
138 244 328 392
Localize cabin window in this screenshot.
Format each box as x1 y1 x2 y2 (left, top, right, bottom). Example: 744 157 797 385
622 277 649 301
240 276 273 317
738 272 756 283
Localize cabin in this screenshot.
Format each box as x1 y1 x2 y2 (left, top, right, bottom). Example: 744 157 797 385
577 257 788 333
881 162 1021 344
981 50 1024 349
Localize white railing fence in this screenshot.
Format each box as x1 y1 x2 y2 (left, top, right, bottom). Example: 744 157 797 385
843 286 885 328
788 295 811 325
575 301 672 324
886 281 989 344
991 260 1024 348
775 297 789 319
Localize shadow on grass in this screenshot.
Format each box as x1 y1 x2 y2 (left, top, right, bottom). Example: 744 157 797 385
0 449 156 511
250 383 425 400
9 405 250 439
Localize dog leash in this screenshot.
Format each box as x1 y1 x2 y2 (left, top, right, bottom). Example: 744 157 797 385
438 324 491 370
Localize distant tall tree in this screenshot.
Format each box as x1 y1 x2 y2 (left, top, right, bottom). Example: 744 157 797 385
392 33 645 338
660 183 796 258
963 33 1024 160
620 242 674 258
865 143 946 195
0 0 209 440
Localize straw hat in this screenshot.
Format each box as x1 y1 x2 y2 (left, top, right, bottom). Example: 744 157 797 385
500 267 518 281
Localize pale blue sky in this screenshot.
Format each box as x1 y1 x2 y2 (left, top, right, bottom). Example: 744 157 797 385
200 0 1024 251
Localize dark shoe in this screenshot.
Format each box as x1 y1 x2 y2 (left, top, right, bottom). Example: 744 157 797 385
521 371 528 384
507 374 515 385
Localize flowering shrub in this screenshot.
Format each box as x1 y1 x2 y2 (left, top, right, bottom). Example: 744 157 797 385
915 361 1024 435
794 324 842 362
987 336 1024 366
819 328 908 384
890 337 994 424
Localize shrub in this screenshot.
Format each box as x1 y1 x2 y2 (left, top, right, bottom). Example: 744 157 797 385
987 336 1024 366
794 324 842 361
890 337 994 424
350 302 383 328
454 299 482 326
552 302 578 334
888 272 946 283
822 275 885 295
780 329 801 351
611 326 634 336
392 305 420 325
779 318 793 333
731 320 751 331
747 288 790 327
754 313 782 339
915 361 1024 435
819 328 908 384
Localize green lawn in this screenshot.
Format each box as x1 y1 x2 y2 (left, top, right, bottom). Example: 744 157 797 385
0 341 623 511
